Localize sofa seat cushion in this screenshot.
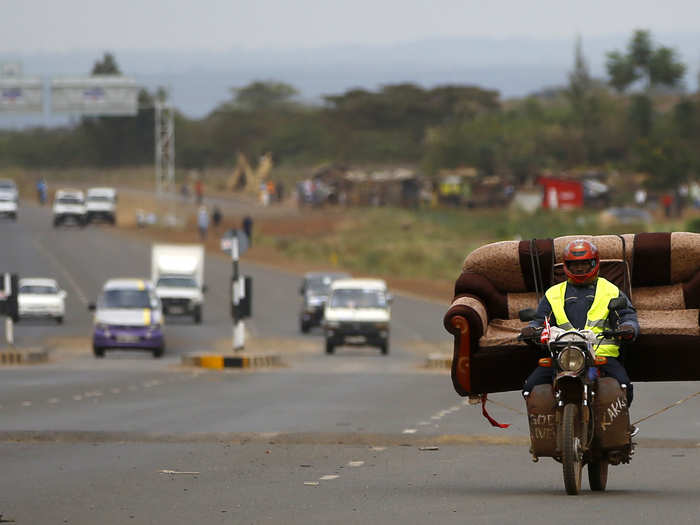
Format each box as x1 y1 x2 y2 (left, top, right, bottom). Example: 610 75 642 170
480 319 528 348
637 309 700 336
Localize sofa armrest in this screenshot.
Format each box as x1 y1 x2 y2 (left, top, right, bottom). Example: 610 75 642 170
444 296 488 396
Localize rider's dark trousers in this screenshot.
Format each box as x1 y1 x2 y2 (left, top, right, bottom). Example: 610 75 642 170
523 357 633 406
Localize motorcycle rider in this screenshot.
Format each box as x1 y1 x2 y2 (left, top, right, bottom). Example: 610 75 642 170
520 239 640 436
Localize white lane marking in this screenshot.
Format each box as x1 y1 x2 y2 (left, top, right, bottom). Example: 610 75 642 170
430 415 441 420
402 429 417 434
370 446 386 452
303 482 319 486
32 238 90 305
319 475 339 481
47 398 60 404
110 388 121 394
73 395 83 401
21 401 32 407
448 405 460 412
347 461 364 467
418 421 431 426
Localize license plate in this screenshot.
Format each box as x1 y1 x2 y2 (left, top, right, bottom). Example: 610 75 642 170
116 334 139 343
345 336 366 344
168 306 184 314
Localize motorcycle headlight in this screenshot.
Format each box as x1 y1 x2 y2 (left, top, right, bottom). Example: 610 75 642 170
558 347 585 372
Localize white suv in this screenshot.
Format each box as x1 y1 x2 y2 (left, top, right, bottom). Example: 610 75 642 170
323 279 392 355
53 189 87 227
0 179 18 220
86 187 117 225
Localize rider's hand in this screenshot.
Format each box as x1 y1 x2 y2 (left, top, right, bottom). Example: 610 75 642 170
619 324 635 340
520 326 538 339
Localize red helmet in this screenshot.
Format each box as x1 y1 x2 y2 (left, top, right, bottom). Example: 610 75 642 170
563 239 600 285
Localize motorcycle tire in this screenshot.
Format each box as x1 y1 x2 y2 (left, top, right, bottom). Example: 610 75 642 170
562 403 583 495
588 459 608 491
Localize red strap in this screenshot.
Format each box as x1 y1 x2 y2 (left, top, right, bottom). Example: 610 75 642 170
481 394 510 428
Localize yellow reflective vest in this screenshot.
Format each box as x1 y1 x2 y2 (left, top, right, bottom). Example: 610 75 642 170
544 277 621 357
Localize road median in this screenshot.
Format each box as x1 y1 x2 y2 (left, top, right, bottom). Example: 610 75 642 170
182 351 282 369
0 346 49 365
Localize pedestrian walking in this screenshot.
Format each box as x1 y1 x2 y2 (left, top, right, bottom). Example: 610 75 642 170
242 215 253 246
197 205 209 240
211 205 222 229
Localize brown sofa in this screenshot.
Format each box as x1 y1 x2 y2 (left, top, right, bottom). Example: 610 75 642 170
443 232 700 396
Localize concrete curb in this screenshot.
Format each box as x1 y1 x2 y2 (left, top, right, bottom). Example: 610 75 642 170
0 347 49 365
425 352 452 369
181 352 282 369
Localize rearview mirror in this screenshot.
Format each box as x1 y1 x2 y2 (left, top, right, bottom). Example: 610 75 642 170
386 293 393 304
608 297 627 311
59 290 67 299
519 308 536 322
87 303 96 311
202 285 208 294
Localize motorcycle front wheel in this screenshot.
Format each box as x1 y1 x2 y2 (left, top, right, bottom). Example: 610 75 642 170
588 459 608 491
562 403 583 495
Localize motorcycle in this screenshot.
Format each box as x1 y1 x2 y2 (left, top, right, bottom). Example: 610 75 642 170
519 297 635 495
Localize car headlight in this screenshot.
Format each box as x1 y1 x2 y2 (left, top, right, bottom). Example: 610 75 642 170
558 347 585 372
96 323 109 331
325 321 340 329
375 322 389 329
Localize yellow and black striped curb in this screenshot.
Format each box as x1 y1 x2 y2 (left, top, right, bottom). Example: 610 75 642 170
181 353 282 369
425 353 452 369
0 347 49 365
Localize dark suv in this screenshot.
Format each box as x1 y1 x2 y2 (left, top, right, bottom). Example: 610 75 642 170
299 272 350 333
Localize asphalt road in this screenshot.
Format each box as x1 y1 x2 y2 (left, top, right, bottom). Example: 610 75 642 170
0 203 699 524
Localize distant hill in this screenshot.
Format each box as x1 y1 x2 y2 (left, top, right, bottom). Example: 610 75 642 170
1 33 698 126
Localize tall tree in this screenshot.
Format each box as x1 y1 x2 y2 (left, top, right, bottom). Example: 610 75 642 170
606 29 685 93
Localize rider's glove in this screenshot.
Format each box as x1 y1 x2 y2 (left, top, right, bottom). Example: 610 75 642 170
520 326 538 339
619 324 635 340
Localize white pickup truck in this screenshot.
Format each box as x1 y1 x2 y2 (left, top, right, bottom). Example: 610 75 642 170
86 187 117 224
151 244 206 323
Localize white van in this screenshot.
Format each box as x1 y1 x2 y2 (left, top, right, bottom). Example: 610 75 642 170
323 278 391 355
86 187 117 224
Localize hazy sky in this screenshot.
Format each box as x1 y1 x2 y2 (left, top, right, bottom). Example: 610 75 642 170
3 0 698 52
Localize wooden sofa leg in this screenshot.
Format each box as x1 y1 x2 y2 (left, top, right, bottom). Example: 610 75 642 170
450 316 471 393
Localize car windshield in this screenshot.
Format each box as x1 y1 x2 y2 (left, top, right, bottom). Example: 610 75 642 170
58 197 83 205
88 196 113 202
330 289 387 309
157 277 197 288
100 289 152 309
19 285 57 295
305 274 348 294
0 195 12 202
0 181 15 190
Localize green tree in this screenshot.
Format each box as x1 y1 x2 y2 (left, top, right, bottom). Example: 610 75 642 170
606 30 685 92
91 52 121 75
231 81 298 111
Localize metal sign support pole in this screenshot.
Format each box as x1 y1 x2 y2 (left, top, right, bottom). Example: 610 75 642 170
154 100 175 200
232 237 245 351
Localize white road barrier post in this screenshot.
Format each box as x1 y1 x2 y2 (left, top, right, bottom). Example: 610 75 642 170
232 236 245 351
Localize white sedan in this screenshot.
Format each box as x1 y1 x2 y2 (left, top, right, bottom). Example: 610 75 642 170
18 278 67 323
